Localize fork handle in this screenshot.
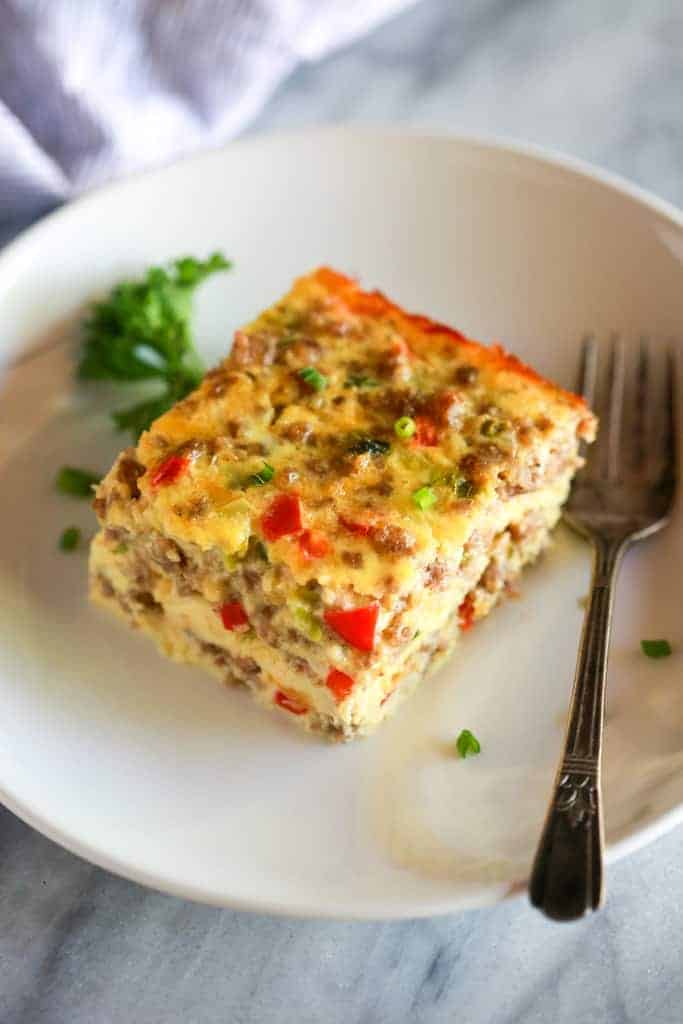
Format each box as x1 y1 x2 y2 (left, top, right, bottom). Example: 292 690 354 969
529 534 626 921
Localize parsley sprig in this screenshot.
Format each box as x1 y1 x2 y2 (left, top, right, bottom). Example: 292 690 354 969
59 526 81 552
641 639 672 659
56 466 101 497
78 252 231 437
456 729 481 758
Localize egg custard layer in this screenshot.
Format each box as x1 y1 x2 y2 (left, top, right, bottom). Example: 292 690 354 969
90 268 596 739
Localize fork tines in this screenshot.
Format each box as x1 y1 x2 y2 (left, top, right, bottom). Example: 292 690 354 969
577 335 678 492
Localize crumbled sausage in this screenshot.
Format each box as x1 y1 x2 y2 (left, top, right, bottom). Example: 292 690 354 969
480 561 502 594
131 557 154 589
234 655 261 677
381 338 412 384
383 618 413 646
241 570 260 592
116 452 145 499
459 444 505 483
370 524 416 557
424 559 450 590
204 370 228 398
97 573 115 599
285 338 322 366
454 364 479 387
130 590 163 613
424 388 466 429
104 527 126 543
341 551 364 568
281 421 315 444
185 495 209 519
508 512 544 543
287 654 314 677
230 329 277 368
377 387 418 420
368 478 394 497
176 438 216 461
304 458 331 477
149 537 186 572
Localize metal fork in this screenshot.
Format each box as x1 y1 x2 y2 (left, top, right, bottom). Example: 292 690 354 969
529 336 678 921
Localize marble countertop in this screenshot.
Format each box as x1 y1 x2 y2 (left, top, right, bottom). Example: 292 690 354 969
3 1 683 1021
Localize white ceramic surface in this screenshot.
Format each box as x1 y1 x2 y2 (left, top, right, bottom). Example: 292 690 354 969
0 130 681 919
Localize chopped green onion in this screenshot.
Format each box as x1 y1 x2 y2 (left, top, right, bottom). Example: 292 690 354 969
247 462 275 486
253 540 269 562
456 729 481 758
455 478 475 499
394 416 416 439
438 472 476 499
59 526 81 552
431 470 475 499
348 438 391 456
299 366 327 392
114 542 129 555
481 418 505 437
345 375 379 389
641 639 672 659
56 466 101 498
412 485 437 511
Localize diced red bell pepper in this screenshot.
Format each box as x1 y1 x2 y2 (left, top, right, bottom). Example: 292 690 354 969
299 529 330 559
458 594 476 632
219 602 249 631
150 454 188 487
261 493 303 541
274 689 308 715
326 668 356 702
324 603 379 652
412 416 438 447
339 515 372 537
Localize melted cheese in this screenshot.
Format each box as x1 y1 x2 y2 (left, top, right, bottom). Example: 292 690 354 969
110 268 594 597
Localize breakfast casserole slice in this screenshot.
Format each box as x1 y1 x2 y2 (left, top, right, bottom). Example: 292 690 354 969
90 268 596 739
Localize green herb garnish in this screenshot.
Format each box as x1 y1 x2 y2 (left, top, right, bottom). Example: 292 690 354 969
481 418 505 437
641 639 672 659
56 466 101 497
247 463 275 487
59 526 81 552
456 729 481 758
78 252 231 438
114 542 129 555
412 485 437 511
253 540 269 562
394 415 416 439
455 479 475 499
433 471 475 499
298 366 327 392
345 374 379 389
348 438 391 456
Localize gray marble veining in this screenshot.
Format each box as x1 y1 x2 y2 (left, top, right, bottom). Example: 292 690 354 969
2 806 683 1023
2 1 683 1021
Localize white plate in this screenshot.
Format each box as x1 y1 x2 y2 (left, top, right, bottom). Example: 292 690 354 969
0 130 681 919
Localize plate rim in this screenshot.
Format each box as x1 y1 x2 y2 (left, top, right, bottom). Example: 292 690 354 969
1 126 682 919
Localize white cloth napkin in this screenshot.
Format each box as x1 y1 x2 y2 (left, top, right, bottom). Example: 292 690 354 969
0 0 414 228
